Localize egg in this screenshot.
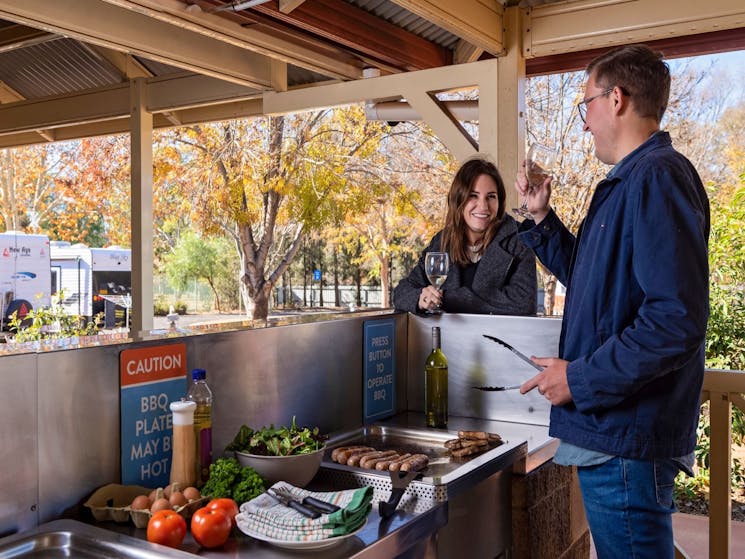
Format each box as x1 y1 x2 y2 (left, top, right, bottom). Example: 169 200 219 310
150 497 172 513
183 486 201 501
130 494 152 510
169 491 188 508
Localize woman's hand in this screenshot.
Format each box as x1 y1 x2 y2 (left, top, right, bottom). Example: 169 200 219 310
419 286 442 312
515 159 552 222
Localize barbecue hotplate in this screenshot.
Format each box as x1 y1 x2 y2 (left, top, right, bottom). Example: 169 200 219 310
317 424 526 508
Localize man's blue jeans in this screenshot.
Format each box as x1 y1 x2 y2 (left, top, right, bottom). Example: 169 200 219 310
577 456 679 559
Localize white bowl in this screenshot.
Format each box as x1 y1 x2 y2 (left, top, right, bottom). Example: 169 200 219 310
234 447 325 488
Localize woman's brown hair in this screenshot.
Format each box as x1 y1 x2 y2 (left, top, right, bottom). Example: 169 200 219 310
440 157 506 267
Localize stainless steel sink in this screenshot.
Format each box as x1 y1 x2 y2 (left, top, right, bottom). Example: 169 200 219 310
0 519 195 558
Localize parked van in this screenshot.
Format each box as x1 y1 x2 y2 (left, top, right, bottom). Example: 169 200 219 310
50 242 131 327
0 231 52 328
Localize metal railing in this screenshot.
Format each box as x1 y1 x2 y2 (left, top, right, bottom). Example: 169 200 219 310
676 368 745 559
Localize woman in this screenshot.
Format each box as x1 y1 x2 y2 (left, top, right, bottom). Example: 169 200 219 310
394 157 537 315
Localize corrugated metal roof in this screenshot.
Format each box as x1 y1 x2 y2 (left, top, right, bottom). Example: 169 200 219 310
347 0 461 50
0 37 123 98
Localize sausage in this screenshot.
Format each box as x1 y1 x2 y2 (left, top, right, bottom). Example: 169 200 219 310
451 445 486 458
335 446 370 463
399 454 429 472
462 439 489 449
457 430 489 440
336 446 374 464
332 445 367 462
444 439 463 450
347 449 382 467
359 450 397 469
375 453 409 470
388 453 415 472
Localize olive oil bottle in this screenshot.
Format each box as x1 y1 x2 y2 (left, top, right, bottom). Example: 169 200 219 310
425 327 448 428
186 368 212 486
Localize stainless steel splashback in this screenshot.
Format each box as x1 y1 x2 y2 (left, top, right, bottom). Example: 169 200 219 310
0 310 559 537
0 312 408 536
406 314 562 426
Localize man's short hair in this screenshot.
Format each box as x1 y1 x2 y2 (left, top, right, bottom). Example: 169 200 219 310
586 44 670 122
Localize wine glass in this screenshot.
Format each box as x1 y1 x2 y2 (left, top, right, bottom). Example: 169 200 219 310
424 252 449 314
513 143 557 220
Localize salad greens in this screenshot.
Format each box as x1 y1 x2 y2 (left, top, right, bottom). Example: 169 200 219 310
226 416 327 456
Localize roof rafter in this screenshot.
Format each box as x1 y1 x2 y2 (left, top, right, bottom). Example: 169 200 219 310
0 0 276 88
101 0 363 79
244 0 452 71
0 22 55 52
390 0 504 55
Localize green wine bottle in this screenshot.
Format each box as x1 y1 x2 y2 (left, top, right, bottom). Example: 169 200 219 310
425 326 448 428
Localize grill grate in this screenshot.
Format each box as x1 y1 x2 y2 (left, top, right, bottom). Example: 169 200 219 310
314 468 447 514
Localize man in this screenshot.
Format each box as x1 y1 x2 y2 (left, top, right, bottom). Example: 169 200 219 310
515 45 710 558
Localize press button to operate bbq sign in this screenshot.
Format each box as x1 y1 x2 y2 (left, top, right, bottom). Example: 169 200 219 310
363 319 396 422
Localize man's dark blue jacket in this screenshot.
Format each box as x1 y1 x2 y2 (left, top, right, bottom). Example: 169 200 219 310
519 131 710 459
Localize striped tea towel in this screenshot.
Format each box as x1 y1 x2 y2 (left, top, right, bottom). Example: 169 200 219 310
236 481 372 542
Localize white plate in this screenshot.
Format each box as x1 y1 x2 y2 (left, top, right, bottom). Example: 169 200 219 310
238 520 366 550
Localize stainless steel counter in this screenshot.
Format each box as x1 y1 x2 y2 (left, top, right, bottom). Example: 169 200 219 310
82 497 447 558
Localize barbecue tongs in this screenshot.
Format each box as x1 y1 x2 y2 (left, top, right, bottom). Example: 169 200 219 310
472 334 544 392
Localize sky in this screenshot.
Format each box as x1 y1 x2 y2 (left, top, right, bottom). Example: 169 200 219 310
669 49 745 109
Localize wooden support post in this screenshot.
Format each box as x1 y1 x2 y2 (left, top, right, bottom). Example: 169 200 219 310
708 391 732 559
130 78 154 335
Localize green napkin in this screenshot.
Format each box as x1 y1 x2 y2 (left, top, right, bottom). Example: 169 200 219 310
236 481 372 542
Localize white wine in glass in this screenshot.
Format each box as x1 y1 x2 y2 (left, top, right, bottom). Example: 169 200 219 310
424 252 449 314
513 143 557 220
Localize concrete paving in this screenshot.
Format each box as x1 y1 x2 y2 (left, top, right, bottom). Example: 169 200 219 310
589 513 745 558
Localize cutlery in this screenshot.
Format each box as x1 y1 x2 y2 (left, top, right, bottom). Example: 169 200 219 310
266 488 321 519
472 384 521 392
269 487 341 515
286 491 341 514
482 334 544 371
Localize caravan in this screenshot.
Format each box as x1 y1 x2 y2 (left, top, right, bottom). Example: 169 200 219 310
0 231 52 327
50 242 131 326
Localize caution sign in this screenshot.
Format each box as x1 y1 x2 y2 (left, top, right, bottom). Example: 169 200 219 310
120 343 187 487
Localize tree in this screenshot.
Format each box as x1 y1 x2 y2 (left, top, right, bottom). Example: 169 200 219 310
0 138 132 247
161 232 237 313
156 106 397 320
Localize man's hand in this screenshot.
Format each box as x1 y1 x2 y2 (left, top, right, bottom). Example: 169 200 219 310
520 357 572 405
514 160 552 223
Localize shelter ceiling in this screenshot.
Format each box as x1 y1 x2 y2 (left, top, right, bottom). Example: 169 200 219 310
0 0 549 147
1 0 745 149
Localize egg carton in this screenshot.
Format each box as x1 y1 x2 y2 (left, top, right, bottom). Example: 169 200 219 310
83 483 207 528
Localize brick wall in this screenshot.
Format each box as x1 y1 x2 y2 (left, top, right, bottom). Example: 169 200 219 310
512 461 590 559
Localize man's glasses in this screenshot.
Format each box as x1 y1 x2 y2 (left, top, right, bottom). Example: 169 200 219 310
577 87 614 123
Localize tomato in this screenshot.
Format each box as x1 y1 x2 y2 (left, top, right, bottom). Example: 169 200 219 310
206 498 239 528
190 506 232 548
146 509 186 548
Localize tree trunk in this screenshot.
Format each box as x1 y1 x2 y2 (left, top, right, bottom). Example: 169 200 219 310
355 240 362 306
333 246 340 307
543 273 557 316
380 254 390 308
207 278 222 313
